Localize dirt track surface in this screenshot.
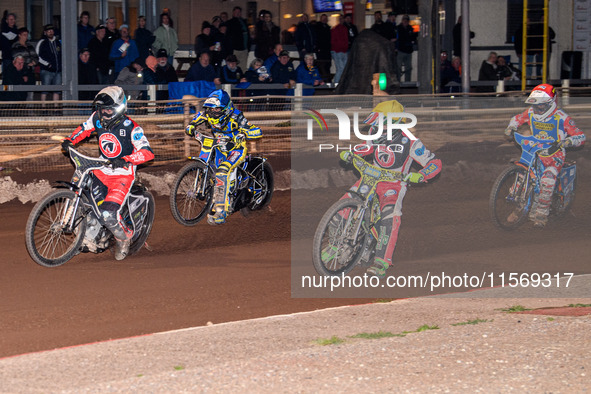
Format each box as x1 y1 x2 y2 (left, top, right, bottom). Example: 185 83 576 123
1 139 591 391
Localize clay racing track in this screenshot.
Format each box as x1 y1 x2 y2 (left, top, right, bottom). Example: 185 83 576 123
0 104 590 362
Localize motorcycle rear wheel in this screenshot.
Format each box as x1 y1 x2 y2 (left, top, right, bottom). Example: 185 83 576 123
170 161 214 226
241 160 274 215
127 190 155 256
312 197 368 276
25 189 87 267
490 165 533 230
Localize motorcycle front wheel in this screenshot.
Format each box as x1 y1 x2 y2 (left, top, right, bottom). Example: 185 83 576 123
25 189 87 267
489 165 533 230
312 197 368 276
169 161 214 226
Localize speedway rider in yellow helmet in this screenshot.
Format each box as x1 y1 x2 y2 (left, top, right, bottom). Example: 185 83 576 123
504 84 585 227
343 99 442 277
185 89 262 224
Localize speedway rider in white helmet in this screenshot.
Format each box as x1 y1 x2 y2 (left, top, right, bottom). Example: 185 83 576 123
504 84 585 227
61 86 154 260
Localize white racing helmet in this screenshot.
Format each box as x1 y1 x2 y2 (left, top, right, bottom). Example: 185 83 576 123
525 84 557 121
93 86 128 129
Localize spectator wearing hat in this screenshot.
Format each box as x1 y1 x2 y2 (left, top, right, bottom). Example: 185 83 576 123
78 48 98 100
109 24 140 78
155 49 178 100
134 15 155 63
88 24 114 84
194 21 215 56
185 51 220 84
1 11 18 73
384 12 397 42
270 50 296 89
11 27 38 94
115 57 145 100
152 12 178 65
220 54 246 84
155 49 178 83
36 24 62 101
226 6 250 69
77 11 95 50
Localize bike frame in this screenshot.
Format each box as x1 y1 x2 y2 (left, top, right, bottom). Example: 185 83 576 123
341 152 403 246
189 134 268 201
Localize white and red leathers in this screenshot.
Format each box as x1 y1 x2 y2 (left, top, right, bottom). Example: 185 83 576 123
344 132 442 269
507 106 585 221
65 111 154 240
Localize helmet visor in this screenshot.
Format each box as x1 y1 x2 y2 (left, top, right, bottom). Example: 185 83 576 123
204 106 224 120
532 102 551 115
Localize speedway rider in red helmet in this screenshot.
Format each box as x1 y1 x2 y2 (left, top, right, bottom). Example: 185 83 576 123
504 83 585 227
61 86 155 260
185 89 262 224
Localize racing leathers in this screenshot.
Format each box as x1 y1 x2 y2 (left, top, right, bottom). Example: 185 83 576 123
64 112 154 242
186 108 262 224
346 132 442 277
506 107 585 224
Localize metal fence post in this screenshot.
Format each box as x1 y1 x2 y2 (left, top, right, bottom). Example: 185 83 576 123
294 83 303 111
496 80 505 93
562 79 570 106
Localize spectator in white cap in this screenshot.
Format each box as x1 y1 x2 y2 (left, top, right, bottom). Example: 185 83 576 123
108 23 139 78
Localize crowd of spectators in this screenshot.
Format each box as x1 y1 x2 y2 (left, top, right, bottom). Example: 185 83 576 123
0 6 559 101
0 8 180 101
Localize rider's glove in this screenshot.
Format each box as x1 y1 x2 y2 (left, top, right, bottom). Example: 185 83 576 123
340 151 353 163
185 123 196 137
194 132 204 143
234 133 246 146
504 127 516 137
561 138 573 148
61 139 74 152
404 172 425 184
109 157 128 169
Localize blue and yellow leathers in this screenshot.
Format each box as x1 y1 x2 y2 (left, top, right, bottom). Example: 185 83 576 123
187 108 262 224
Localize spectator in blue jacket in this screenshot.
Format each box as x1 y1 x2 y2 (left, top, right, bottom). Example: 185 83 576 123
296 53 324 86
263 43 283 71
77 11 95 50
36 24 62 101
185 51 221 84
270 50 296 88
109 24 139 78
219 54 246 84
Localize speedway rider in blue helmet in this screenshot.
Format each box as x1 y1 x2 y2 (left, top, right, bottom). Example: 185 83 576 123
185 89 262 224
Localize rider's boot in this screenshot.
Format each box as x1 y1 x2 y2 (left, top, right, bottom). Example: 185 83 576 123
207 173 229 225
366 213 399 278
114 237 132 261
530 171 556 228
101 204 133 260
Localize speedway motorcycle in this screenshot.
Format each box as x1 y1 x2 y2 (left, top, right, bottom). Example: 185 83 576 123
169 132 274 226
312 151 414 276
489 132 576 230
25 146 155 267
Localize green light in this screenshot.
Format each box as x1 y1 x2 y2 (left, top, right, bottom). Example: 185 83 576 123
378 73 387 90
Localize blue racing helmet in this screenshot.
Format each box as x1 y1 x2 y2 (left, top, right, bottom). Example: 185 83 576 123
202 89 233 130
